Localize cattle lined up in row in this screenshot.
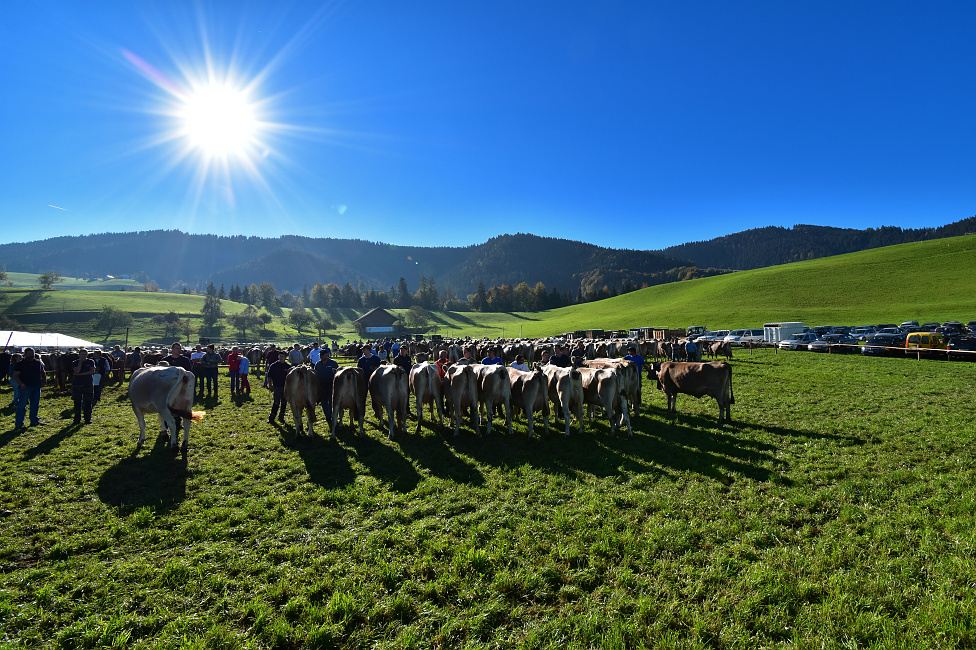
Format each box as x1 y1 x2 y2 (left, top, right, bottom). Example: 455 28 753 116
88 333 735 449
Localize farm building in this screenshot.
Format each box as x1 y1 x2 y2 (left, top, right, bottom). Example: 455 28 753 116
354 308 399 336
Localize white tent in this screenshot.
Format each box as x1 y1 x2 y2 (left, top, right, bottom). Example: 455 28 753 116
0 331 103 350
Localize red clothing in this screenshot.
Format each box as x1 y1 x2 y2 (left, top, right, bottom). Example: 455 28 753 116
227 353 241 372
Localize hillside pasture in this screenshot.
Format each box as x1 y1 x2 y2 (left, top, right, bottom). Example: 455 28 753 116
0 350 974 647
4 235 975 346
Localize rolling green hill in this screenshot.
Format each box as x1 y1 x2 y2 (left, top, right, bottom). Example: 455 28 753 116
2 234 974 345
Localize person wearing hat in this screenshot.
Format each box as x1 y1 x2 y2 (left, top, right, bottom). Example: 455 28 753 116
314 347 339 425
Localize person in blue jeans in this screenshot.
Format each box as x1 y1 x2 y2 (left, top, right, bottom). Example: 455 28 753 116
11 347 47 428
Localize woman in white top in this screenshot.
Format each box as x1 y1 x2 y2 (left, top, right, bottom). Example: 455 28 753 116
510 354 530 372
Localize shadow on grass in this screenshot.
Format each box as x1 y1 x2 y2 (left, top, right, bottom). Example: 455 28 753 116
21 423 81 460
431 403 808 486
96 436 188 516
396 429 485 485
293 433 357 490
345 433 423 493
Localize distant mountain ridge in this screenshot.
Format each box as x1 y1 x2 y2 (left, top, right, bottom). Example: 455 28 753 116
661 217 976 270
1 215 972 296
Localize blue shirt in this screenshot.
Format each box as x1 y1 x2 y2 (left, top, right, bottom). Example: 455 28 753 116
481 356 503 365
623 354 645 374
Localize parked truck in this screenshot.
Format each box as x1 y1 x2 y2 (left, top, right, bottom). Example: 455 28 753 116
764 322 805 343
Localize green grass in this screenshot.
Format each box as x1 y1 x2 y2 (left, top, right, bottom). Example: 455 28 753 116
2 272 143 291
4 234 976 345
1 350 974 647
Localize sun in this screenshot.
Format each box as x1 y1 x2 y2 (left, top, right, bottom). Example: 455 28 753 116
178 83 259 158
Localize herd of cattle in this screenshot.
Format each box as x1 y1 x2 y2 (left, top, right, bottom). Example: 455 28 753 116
104 336 736 453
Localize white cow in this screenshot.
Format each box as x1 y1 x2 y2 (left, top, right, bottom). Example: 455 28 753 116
128 366 202 452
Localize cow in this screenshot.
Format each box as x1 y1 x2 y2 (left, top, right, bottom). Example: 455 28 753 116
584 358 641 416
707 341 733 361
128 365 204 452
507 366 549 439
577 366 632 437
471 363 512 436
444 363 481 437
331 367 366 438
284 365 320 436
369 364 409 438
409 362 443 434
245 347 264 377
541 365 584 437
649 361 734 423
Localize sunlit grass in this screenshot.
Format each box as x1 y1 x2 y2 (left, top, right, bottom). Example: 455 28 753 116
0 350 974 646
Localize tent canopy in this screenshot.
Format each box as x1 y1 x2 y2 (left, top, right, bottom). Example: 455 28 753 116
1 331 103 350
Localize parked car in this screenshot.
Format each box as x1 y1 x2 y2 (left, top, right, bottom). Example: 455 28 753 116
904 332 946 360
809 333 860 354
921 322 941 331
900 320 920 332
966 321 976 332
726 329 765 346
947 335 976 362
850 326 877 341
778 332 820 351
861 333 906 357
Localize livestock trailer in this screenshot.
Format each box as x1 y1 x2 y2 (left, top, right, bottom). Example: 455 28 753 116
764 322 805 343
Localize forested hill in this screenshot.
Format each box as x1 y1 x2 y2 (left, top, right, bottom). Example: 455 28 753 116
660 216 976 270
0 215 973 295
0 231 705 297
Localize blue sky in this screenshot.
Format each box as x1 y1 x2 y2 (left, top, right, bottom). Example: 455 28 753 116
1 1 973 250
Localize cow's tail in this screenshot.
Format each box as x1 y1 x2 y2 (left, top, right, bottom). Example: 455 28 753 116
727 365 735 405
171 408 206 422
305 371 317 424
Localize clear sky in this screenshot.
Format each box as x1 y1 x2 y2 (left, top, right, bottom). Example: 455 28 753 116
2 1 973 250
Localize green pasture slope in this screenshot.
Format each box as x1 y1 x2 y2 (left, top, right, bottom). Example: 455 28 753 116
2 234 975 345
2 272 143 291
0 349 973 647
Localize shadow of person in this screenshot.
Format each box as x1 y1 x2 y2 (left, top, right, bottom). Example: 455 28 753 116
294 434 357 490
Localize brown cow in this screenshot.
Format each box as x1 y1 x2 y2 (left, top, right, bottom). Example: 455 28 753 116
409 362 443 434
369 364 409 438
284 365 320 436
507 366 549 439
584 358 641 416
577 366 632 437
444 363 481 437
707 341 733 361
471 363 512 436
541 364 584 437
649 361 734 423
331 367 366 438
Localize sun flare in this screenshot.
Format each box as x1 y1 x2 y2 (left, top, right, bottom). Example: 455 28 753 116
178 84 258 157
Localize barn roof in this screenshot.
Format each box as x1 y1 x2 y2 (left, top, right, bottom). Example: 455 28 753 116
353 308 397 327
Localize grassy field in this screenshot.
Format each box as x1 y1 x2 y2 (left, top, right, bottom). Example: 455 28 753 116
3 235 975 346
1 349 974 647
2 272 143 291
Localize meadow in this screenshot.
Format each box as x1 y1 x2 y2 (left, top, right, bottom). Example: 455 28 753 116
1 349 974 648
3 234 975 346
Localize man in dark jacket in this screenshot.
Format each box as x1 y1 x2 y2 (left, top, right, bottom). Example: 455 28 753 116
71 348 96 424
267 350 291 424
200 344 221 396
11 347 47 428
357 345 381 387
392 346 412 372
313 348 339 424
161 343 192 372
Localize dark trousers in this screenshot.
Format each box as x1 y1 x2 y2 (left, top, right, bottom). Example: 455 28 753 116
204 367 218 394
270 387 286 421
229 370 240 393
72 383 93 423
320 399 333 424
